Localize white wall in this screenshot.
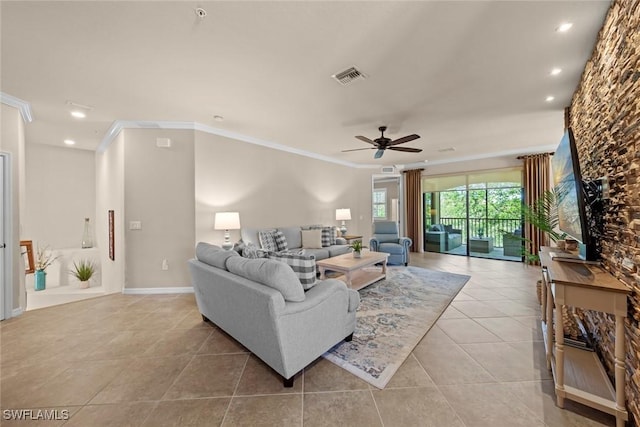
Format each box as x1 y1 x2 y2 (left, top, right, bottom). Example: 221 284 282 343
194 131 371 246
24 143 95 249
124 129 195 289
1 103 25 312
96 132 125 293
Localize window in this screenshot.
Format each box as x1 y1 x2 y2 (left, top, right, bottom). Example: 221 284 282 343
373 189 387 219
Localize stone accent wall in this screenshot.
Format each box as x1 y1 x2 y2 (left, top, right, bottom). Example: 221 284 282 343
569 0 640 423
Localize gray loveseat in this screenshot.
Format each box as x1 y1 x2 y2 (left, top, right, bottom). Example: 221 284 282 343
425 224 462 252
241 226 350 260
188 243 359 387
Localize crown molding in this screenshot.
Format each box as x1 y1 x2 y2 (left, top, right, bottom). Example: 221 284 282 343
98 120 556 171
398 144 558 170
98 120 379 169
0 92 33 123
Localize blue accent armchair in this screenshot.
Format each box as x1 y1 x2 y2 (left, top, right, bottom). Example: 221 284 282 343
369 221 412 266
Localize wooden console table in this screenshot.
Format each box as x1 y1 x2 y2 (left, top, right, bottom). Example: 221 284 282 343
540 247 629 427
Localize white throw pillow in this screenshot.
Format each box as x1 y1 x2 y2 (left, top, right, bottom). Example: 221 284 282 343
301 229 323 249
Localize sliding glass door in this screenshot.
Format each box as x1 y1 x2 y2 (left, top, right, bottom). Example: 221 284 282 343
423 168 523 261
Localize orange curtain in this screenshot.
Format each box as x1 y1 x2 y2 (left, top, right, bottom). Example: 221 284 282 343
403 169 423 252
522 153 551 264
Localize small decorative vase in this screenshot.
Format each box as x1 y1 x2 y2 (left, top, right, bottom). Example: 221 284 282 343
82 217 93 248
353 251 361 259
34 269 46 291
79 280 90 289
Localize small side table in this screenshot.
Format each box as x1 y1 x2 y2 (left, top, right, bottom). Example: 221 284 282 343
469 237 494 253
342 235 363 244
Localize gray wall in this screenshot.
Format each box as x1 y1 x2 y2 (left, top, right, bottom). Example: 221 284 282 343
96 132 126 293
124 129 195 288
194 131 371 247
24 143 95 249
19 126 374 294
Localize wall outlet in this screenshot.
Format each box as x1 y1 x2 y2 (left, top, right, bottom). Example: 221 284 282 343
162 259 169 270
129 221 142 230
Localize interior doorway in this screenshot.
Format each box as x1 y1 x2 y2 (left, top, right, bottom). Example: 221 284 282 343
372 174 403 234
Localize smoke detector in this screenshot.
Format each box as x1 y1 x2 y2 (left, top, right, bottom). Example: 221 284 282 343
331 66 368 86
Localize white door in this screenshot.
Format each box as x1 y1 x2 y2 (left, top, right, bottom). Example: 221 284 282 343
0 156 5 320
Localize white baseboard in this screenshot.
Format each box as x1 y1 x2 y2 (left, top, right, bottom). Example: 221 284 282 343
122 287 194 295
12 307 23 317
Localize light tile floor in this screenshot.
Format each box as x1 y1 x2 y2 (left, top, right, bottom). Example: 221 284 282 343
0 253 616 426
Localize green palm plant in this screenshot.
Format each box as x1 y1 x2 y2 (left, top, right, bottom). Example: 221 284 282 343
519 188 567 262
70 259 95 282
522 188 566 243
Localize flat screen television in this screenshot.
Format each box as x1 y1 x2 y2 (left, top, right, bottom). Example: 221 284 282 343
550 128 600 261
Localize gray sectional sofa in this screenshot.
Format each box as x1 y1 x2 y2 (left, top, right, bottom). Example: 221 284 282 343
188 243 360 387
240 225 351 260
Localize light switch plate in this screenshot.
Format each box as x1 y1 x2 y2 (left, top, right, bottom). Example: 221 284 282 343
129 221 142 230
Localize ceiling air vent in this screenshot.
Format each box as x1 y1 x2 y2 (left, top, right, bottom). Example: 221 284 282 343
331 66 367 86
381 166 397 174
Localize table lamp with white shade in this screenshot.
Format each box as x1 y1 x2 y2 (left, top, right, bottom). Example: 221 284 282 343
335 208 351 237
214 212 241 250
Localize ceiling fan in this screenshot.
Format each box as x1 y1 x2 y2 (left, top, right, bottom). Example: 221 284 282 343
342 126 421 159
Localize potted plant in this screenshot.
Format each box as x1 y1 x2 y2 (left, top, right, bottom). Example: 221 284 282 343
521 188 567 263
33 245 58 291
70 259 95 289
350 240 363 258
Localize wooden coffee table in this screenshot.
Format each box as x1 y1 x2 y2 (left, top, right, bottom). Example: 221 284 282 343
316 250 389 291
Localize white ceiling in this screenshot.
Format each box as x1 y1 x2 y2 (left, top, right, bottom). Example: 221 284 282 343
1 1 611 167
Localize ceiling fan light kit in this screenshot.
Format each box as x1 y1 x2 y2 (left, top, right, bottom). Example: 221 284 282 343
342 126 422 159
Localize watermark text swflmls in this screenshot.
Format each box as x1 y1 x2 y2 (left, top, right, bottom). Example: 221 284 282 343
3 409 70 421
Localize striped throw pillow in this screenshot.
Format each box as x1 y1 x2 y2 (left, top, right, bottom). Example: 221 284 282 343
258 230 278 252
274 230 289 251
268 253 317 289
321 227 333 247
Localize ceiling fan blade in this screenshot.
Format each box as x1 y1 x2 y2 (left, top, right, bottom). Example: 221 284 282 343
355 136 376 145
341 147 376 152
388 146 423 153
389 134 420 146
374 149 385 159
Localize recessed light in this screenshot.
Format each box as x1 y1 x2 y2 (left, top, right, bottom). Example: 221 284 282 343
550 68 562 76
556 22 573 32
213 115 224 122
70 110 86 119
545 96 555 102
64 139 76 145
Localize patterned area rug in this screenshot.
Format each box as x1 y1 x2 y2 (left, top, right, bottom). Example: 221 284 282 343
323 266 470 388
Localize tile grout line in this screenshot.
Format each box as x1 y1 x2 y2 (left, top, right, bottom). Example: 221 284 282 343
219 353 250 426
301 368 305 426
369 388 385 427
158 353 198 402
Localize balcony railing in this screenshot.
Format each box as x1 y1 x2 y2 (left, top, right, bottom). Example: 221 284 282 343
427 217 521 248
